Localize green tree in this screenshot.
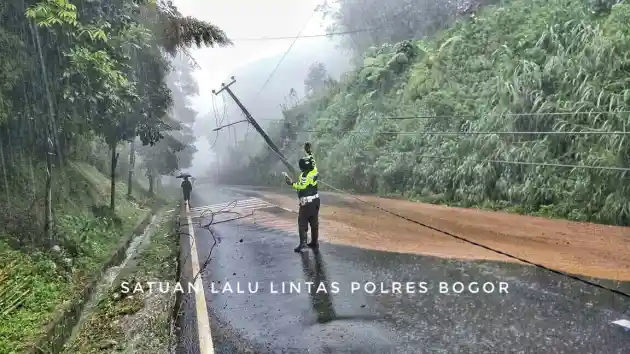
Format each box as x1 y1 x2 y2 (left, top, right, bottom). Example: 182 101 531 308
137 134 186 194
26 0 230 211
304 62 329 96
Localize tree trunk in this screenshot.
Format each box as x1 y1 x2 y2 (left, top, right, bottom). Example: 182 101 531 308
110 143 119 211
44 139 53 245
127 140 135 198
148 175 154 196
32 21 55 245
0 143 10 210
156 176 162 194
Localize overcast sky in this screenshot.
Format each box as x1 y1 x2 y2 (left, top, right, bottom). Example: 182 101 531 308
173 0 328 175
173 0 327 115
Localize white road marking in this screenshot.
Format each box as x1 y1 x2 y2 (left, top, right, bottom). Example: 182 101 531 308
612 319 630 329
189 197 269 211
186 203 215 353
189 197 327 239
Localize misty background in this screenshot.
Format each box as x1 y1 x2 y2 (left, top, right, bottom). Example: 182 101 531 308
170 0 486 179
171 0 347 177
177 0 447 177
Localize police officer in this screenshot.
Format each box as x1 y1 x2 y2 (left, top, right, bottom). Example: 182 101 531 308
285 155 320 252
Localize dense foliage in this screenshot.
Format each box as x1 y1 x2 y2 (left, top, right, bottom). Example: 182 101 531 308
0 0 228 350
217 0 630 226
0 0 229 245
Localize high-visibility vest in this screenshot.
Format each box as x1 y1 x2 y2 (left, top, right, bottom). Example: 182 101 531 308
292 168 318 198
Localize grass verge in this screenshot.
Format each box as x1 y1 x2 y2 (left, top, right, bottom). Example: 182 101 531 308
0 162 154 354
61 212 179 354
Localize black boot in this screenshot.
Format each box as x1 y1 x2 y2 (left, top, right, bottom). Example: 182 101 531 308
307 226 319 249
294 230 307 252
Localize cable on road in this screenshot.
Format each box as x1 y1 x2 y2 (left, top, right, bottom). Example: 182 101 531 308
260 139 630 301
178 200 245 285
172 199 254 328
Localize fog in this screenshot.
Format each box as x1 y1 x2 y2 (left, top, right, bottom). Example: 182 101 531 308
172 0 351 177
173 0 492 179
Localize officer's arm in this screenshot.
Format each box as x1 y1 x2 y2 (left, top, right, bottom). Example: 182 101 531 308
306 154 316 167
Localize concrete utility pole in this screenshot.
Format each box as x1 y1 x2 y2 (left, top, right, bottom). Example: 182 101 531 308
212 77 296 174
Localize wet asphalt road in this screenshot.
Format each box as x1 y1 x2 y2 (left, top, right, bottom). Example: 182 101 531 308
176 185 630 354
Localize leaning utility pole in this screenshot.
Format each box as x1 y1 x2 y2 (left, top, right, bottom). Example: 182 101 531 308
212 77 296 174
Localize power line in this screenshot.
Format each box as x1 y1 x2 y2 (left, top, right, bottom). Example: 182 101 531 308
240 5 320 144
318 181 630 300
209 93 228 149
229 28 378 41
213 77 630 300
211 46 630 300
257 132 630 300
414 154 630 172
256 110 630 121
251 8 318 101
303 129 630 136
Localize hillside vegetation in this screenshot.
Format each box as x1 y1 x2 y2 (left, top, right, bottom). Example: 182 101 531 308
0 162 151 353
218 0 630 226
0 0 227 351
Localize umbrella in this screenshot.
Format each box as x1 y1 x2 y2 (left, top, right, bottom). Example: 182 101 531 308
176 173 192 178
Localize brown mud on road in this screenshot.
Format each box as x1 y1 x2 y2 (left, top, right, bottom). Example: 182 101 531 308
251 190 630 281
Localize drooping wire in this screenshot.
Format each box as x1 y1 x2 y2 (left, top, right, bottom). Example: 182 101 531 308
209 93 228 150
255 109 630 121
303 129 630 136
251 7 318 102
316 180 630 300
227 28 380 41
284 108 630 172
177 200 241 285
413 154 630 172
239 3 320 145
256 130 630 301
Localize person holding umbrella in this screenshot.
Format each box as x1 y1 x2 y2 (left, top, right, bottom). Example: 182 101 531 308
177 173 193 206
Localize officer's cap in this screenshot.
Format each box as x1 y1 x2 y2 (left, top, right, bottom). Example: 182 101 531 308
298 157 312 170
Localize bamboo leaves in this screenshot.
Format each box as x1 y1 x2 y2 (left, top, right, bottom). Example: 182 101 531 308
0 261 33 319
220 0 630 225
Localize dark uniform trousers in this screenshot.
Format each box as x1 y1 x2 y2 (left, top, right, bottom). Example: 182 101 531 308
298 197 320 244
